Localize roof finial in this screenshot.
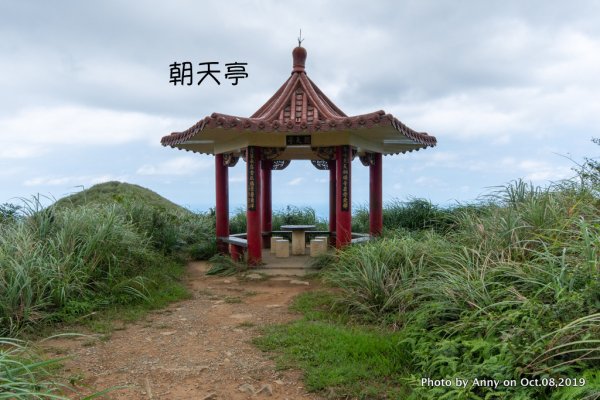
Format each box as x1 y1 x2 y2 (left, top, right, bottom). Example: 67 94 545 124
292 31 307 73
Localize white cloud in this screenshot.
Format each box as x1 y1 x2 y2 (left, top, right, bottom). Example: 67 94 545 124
466 158 576 184
396 90 533 141
539 30 600 89
23 174 128 187
1 1 599 208
517 160 574 182
389 28 600 145
0 105 179 159
0 145 46 159
406 150 576 184
136 156 212 176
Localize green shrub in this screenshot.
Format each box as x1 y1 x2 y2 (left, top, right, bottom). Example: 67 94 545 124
229 205 327 234
187 240 218 260
114 201 215 258
324 233 444 320
352 198 455 233
0 197 197 336
272 205 326 230
324 179 600 398
52 182 217 260
0 203 21 225
229 207 247 234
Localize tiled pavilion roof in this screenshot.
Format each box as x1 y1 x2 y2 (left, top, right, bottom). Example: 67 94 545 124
161 46 437 157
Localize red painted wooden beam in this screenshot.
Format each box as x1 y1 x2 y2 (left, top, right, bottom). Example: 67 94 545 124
261 159 273 249
328 160 336 247
369 152 383 236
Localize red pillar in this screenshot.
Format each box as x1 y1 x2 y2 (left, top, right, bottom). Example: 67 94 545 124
261 160 273 249
246 146 262 265
328 160 336 247
215 153 229 254
336 145 352 248
369 153 383 236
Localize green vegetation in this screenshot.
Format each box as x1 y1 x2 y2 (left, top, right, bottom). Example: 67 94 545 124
229 205 327 234
54 181 217 258
206 254 249 276
52 181 188 213
0 336 68 399
0 336 117 399
254 291 411 398
353 198 454 234
258 176 600 398
0 182 215 398
2 150 599 398
0 182 215 337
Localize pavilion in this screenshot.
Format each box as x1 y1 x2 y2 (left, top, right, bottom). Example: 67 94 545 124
161 45 437 264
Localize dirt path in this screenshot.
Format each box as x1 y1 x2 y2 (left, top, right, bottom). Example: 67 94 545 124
43 262 322 400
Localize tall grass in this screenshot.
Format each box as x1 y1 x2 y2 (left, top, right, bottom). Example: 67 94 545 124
353 198 456 234
325 233 442 319
0 197 213 336
0 337 68 399
325 179 600 398
0 336 114 399
229 205 327 234
122 200 215 258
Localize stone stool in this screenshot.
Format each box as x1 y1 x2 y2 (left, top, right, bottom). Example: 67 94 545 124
315 236 329 252
310 238 326 257
275 239 290 258
270 236 283 254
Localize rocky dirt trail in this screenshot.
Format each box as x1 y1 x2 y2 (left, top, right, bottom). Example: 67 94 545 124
42 262 322 400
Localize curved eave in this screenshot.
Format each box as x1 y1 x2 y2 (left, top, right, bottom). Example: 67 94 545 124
160 110 437 156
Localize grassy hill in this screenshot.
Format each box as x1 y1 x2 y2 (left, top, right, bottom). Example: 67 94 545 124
1 181 216 338
52 181 190 214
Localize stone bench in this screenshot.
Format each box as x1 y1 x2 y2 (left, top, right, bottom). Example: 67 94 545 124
219 235 248 261
351 234 371 244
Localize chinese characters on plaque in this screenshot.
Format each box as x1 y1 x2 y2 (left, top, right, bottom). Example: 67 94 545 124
169 62 248 86
286 135 311 146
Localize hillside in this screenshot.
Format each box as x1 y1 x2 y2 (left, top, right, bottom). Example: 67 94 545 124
52 181 191 214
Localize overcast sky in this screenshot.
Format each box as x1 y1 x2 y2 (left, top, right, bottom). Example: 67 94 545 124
1 0 599 215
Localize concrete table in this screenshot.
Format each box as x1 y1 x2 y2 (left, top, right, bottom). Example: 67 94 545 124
281 225 316 255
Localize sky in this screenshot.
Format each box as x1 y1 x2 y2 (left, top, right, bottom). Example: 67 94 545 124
1 0 599 216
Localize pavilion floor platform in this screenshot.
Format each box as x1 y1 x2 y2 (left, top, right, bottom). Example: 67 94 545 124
253 247 326 276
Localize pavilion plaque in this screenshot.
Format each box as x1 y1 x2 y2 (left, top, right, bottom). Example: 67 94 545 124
286 135 311 146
